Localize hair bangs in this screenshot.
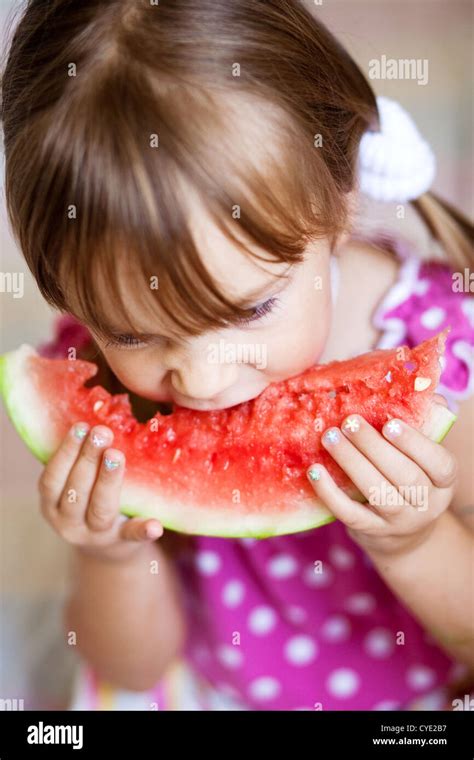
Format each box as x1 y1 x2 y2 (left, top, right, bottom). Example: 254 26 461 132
23 70 346 340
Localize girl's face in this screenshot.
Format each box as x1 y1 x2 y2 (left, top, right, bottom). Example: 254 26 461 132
92 218 333 411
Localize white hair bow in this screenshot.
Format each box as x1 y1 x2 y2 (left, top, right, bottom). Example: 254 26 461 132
358 96 436 203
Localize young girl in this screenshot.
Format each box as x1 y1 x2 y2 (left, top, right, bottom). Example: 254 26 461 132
2 1 473 711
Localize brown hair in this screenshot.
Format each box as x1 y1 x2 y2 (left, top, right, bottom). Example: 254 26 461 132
2 0 472 343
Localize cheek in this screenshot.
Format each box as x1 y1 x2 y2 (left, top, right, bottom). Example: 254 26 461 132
102 350 166 394
287 276 331 358
264 285 331 375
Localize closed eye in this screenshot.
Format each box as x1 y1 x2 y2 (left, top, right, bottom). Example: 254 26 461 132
104 334 149 349
236 296 281 326
104 296 281 348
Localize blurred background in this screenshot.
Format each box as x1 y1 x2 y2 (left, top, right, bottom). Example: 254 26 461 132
1 0 472 709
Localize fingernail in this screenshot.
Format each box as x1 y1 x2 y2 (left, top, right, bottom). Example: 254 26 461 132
342 415 361 434
307 466 321 482
323 428 340 446
146 524 162 539
91 427 111 448
384 419 402 438
104 456 121 471
72 423 89 440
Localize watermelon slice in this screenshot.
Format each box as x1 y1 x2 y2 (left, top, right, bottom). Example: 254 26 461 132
0 333 456 538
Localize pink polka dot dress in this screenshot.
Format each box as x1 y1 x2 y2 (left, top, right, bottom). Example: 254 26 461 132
40 239 474 711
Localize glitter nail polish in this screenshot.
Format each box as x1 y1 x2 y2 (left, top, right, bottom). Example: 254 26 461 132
104 456 121 471
73 424 88 440
343 416 360 434
323 428 340 445
307 467 321 482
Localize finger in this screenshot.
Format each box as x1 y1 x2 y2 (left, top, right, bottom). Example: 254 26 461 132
341 414 431 508
85 448 126 532
58 425 114 522
382 416 458 489
38 422 91 512
321 426 407 515
306 464 384 532
119 517 164 543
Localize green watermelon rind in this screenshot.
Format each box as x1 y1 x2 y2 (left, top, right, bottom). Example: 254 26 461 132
0 345 458 539
0 348 52 464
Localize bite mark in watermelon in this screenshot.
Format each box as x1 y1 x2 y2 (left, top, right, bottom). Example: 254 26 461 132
0 332 456 538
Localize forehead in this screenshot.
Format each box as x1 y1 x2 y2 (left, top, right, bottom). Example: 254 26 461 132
189 192 291 302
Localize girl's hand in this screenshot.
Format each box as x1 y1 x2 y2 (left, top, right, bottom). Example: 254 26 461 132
306 399 458 557
38 422 164 562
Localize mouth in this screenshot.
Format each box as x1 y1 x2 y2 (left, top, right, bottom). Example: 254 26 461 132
168 387 268 412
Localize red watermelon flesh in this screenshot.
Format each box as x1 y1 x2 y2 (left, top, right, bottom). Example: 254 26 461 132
0 331 456 537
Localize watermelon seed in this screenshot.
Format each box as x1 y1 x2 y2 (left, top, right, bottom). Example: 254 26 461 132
93 400 104 412
414 376 432 392
327 390 337 398
172 448 181 463
385 371 392 383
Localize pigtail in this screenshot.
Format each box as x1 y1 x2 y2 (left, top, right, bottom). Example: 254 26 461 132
410 192 473 270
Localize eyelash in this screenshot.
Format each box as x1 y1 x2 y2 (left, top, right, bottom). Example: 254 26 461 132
237 296 280 325
105 297 281 348
104 335 146 349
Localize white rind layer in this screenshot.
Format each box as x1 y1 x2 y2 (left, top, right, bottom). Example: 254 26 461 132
0 345 458 538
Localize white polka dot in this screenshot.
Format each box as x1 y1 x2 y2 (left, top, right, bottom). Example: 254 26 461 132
239 537 257 547
373 700 400 711
364 628 395 658
195 550 221 576
420 306 446 330
248 676 281 701
216 644 243 669
321 614 351 642
284 635 318 666
285 605 308 625
302 562 334 588
345 592 376 614
406 665 436 691
414 279 430 296
329 545 355 569
326 668 360 699
267 553 299 579
248 605 277 635
221 580 245 608
461 298 474 327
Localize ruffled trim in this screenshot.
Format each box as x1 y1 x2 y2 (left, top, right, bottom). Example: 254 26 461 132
373 256 424 349
372 242 474 411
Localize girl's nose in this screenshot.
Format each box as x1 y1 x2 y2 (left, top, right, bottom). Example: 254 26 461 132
170 356 239 400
